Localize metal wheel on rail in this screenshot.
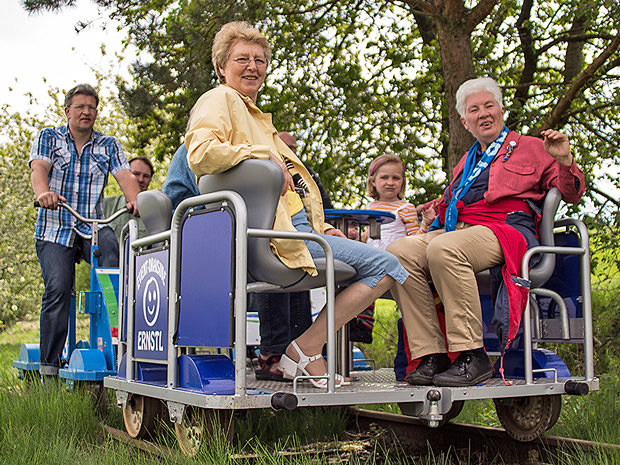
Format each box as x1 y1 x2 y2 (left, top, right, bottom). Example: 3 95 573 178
174 407 233 457
493 395 560 442
123 394 160 439
66 380 107 415
545 395 562 431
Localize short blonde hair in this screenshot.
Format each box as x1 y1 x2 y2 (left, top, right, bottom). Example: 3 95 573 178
366 154 407 200
212 21 272 84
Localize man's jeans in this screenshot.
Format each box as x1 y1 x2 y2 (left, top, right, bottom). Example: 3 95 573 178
35 227 118 375
250 291 313 356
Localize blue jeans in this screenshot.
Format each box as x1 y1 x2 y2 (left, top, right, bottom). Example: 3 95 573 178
291 210 408 287
35 227 118 375
250 291 312 356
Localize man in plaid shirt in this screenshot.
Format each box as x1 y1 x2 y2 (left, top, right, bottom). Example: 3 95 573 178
29 84 140 379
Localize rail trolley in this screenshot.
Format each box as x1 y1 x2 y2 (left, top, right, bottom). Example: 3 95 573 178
14 203 127 401
104 159 598 453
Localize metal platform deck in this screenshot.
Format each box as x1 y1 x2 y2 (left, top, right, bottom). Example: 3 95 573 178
106 365 599 413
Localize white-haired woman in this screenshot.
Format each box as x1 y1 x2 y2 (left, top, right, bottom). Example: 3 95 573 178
387 77 586 387
185 21 407 388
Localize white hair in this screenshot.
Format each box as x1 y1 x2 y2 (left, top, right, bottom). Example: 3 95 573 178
456 77 503 117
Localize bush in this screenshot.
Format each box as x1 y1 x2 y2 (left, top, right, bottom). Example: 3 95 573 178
0 107 47 330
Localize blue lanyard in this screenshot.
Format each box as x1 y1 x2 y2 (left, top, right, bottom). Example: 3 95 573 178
443 126 510 232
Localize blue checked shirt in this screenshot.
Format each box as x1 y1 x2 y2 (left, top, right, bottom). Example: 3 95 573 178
30 125 130 247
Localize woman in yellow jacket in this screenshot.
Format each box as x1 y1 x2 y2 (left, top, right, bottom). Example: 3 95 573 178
186 21 407 388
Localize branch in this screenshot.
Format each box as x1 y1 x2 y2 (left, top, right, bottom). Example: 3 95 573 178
538 29 620 133
276 0 340 16
22 0 76 14
590 185 620 208
465 0 499 32
397 0 439 16
537 33 617 57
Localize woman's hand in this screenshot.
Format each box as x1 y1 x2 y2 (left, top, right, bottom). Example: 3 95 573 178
268 152 295 196
541 129 573 166
325 228 347 238
346 226 359 240
421 205 437 223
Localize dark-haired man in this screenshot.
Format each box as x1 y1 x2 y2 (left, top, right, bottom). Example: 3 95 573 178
104 156 154 240
30 83 140 379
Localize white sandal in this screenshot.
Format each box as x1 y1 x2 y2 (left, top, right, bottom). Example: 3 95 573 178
278 340 349 388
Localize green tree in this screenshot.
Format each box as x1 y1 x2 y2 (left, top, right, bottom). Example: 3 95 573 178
0 78 148 328
20 0 620 215
0 105 44 329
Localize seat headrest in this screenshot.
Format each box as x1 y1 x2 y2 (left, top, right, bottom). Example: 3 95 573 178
136 190 173 236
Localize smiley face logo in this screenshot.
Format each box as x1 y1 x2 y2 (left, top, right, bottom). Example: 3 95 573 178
142 276 160 327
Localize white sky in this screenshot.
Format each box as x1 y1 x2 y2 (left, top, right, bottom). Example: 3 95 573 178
0 0 129 113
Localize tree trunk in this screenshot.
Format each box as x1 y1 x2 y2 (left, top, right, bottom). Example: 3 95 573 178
436 20 476 177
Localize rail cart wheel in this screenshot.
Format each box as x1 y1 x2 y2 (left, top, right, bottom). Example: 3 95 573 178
545 395 562 431
78 381 107 415
443 400 465 423
123 395 159 439
174 407 206 457
493 395 556 442
174 408 234 456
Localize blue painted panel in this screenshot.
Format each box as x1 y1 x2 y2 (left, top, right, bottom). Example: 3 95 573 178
178 354 235 394
177 210 232 348
482 231 582 352
493 348 571 379
117 355 167 385
535 232 581 319
133 249 169 360
121 236 130 343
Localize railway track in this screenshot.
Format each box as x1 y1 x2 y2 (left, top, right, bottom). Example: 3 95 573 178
102 407 620 463
349 408 620 463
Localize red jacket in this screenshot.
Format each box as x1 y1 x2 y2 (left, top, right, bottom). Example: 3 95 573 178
438 131 586 355
449 130 585 206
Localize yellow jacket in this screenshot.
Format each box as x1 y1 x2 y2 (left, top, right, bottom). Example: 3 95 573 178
186 84 331 275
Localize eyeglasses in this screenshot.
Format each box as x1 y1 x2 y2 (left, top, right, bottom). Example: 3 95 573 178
230 57 267 67
68 104 97 112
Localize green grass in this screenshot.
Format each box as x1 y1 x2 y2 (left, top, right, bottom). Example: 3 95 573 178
1 286 619 464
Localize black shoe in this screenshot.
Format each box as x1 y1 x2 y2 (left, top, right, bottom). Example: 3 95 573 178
349 321 373 344
255 354 289 382
405 353 451 385
432 350 493 387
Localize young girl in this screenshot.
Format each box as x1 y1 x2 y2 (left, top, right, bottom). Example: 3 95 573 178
350 153 437 343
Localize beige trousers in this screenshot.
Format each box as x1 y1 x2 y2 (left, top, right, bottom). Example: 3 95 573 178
386 223 504 359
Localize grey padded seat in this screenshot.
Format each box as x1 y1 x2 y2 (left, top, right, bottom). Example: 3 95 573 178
198 159 357 292
476 187 562 292
136 190 173 236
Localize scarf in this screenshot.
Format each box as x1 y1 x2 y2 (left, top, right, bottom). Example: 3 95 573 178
443 126 509 232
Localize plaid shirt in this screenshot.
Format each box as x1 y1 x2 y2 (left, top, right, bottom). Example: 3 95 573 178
30 125 129 247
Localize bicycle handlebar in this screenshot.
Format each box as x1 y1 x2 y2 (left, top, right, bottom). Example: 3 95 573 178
34 201 131 225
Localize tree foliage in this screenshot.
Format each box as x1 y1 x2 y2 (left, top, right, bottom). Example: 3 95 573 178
0 78 150 328
22 0 618 213
19 0 618 213
19 0 620 214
